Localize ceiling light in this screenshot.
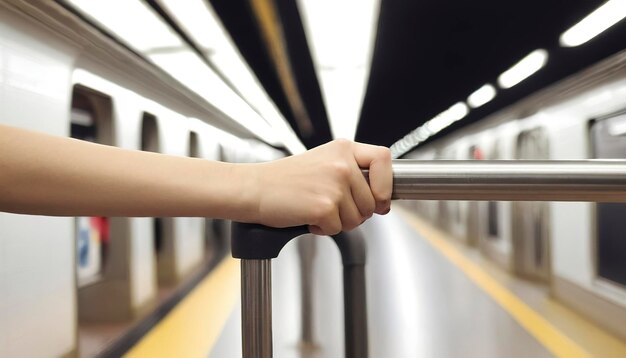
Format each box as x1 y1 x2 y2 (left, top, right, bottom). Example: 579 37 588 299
148 50 279 145
67 0 306 153
415 127 430 141
156 0 305 154
425 102 469 134
560 0 626 47
315 68 369 139
497 49 548 89
467 84 496 108
66 0 183 52
297 0 381 140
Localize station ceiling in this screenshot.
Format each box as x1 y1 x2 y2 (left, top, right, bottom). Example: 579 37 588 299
211 0 626 150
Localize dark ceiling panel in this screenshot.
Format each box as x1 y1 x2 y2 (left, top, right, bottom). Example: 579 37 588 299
355 0 624 147
274 0 332 147
211 0 624 150
209 0 332 149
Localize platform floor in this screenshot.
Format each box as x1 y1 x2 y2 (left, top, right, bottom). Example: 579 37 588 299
123 207 626 357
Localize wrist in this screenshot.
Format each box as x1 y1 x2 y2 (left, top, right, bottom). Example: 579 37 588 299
224 162 262 223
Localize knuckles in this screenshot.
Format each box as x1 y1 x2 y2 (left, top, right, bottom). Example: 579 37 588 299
330 161 352 180
310 198 338 223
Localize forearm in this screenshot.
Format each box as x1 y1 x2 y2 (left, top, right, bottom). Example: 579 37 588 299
0 124 259 219
0 124 392 234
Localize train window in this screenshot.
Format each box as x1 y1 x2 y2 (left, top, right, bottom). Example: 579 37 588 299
189 131 200 158
487 142 500 238
140 113 165 257
591 112 626 287
70 86 114 287
141 113 160 153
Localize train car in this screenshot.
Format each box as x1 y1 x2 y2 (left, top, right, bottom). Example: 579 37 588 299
0 1 288 356
404 48 626 340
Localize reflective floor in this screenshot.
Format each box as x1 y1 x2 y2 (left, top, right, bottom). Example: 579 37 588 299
209 211 551 357
126 207 626 357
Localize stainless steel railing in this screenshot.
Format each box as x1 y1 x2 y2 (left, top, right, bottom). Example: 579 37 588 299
389 160 626 201
235 159 626 358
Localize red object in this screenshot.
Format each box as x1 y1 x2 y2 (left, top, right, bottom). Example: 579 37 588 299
472 147 484 160
90 217 110 243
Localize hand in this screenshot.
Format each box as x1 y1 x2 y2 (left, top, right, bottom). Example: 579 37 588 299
252 139 392 235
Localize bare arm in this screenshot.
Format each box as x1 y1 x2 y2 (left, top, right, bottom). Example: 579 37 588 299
0 124 392 235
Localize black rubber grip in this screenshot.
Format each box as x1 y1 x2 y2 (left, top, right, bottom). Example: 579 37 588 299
231 222 310 259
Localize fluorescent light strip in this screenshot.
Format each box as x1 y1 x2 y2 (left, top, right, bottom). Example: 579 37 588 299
298 0 381 140
560 0 626 47
390 102 469 158
157 0 305 154
467 84 496 108
66 0 289 147
147 50 278 143
67 0 183 52
497 49 548 89
424 102 469 133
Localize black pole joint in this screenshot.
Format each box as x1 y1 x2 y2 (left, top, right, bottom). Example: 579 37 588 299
231 222 309 259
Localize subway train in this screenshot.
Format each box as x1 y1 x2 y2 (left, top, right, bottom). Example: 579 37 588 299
0 1 286 357
401 47 626 341
2 0 626 357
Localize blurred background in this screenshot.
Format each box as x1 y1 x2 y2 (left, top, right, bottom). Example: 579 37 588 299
0 0 625 357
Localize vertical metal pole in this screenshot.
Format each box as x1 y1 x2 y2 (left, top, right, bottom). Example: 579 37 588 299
343 265 368 358
298 237 318 350
241 259 273 358
333 231 369 358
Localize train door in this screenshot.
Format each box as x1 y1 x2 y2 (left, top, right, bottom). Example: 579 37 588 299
436 149 456 232
465 145 483 246
478 139 508 266
70 86 114 288
485 141 501 241
591 112 626 288
447 146 466 241
512 128 551 281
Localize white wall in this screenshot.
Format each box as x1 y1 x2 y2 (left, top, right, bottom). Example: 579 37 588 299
0 9 78 357
155 108 206 278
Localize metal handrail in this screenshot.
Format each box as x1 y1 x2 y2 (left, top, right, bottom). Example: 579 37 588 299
235 159 626 358
390 160 626 201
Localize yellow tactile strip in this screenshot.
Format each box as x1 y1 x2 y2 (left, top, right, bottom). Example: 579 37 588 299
396 208 592 358
125 257 240 358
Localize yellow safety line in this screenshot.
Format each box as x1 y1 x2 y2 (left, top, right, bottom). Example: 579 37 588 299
396 208 592 358
125 257 240 358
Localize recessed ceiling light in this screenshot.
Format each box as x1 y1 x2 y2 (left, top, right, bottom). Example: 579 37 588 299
497 49 548 89
467 84 496 108
560 0 626 47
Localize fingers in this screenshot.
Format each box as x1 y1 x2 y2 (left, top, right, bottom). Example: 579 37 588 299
352 142 393 214
340 192 366 232
308 196 364 235
349 162 376 219
304 140 392 236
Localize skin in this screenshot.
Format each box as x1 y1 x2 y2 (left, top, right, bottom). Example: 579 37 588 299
0 124 392 236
